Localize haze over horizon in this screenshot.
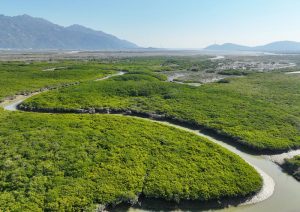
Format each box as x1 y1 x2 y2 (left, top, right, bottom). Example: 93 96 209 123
1 0 300 48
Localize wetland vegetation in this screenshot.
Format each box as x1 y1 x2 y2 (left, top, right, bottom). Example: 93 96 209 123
0 56 299 211
0 61 116 100
282 155 300 181
22 69 300 152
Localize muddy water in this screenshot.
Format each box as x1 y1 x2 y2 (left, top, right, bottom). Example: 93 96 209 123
0 94 37 111
197 132 300 212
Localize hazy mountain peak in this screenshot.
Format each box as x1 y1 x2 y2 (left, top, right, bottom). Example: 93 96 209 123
67 24 91 31
14 14 49 23
66 24 104 35
205 41 300 53
0 14 138 50
205 43 250 51
18 14 32 18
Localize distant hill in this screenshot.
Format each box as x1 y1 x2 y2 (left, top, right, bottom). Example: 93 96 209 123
0 14 139 50
204 43 251 51
205 41 300 53
254 41 300 52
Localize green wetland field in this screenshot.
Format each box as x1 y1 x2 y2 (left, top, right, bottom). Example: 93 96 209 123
0 112 261 211
0 57 299 211
23 69 300 152
0 61 118 100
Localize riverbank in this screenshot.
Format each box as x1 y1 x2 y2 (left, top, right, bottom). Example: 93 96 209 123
285 70 300 74
0 71 124 111
0 82 80 110
16 104 299 155
265 150 300 165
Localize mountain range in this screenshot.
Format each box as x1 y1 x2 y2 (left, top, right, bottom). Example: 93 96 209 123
1 14 300 53
0 14 138 50
205 41 300 53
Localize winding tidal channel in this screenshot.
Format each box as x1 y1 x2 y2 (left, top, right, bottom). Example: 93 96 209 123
1 72 300 212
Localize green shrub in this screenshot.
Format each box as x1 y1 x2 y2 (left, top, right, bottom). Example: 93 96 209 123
283 155 300 181
0 112 262 210
23 72 300 152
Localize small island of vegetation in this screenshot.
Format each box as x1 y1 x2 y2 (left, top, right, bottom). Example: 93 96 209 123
282 155 300 181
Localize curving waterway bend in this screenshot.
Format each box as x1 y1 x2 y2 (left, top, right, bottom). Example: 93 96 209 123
1 72 300 212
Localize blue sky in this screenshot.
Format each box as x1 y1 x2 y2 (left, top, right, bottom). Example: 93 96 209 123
1 0 300 48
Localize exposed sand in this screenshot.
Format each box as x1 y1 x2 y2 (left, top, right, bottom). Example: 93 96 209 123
285 71 300 74
265 150 300 165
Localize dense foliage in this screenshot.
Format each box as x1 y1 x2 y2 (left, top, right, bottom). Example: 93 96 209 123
0 112 262 211
23 72 300 152
0 61 116 100
218 69 251 76
0 59 264 210
283 155 300 181
0 57 198 101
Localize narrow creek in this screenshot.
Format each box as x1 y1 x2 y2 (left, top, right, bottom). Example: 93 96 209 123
1 72 299 212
